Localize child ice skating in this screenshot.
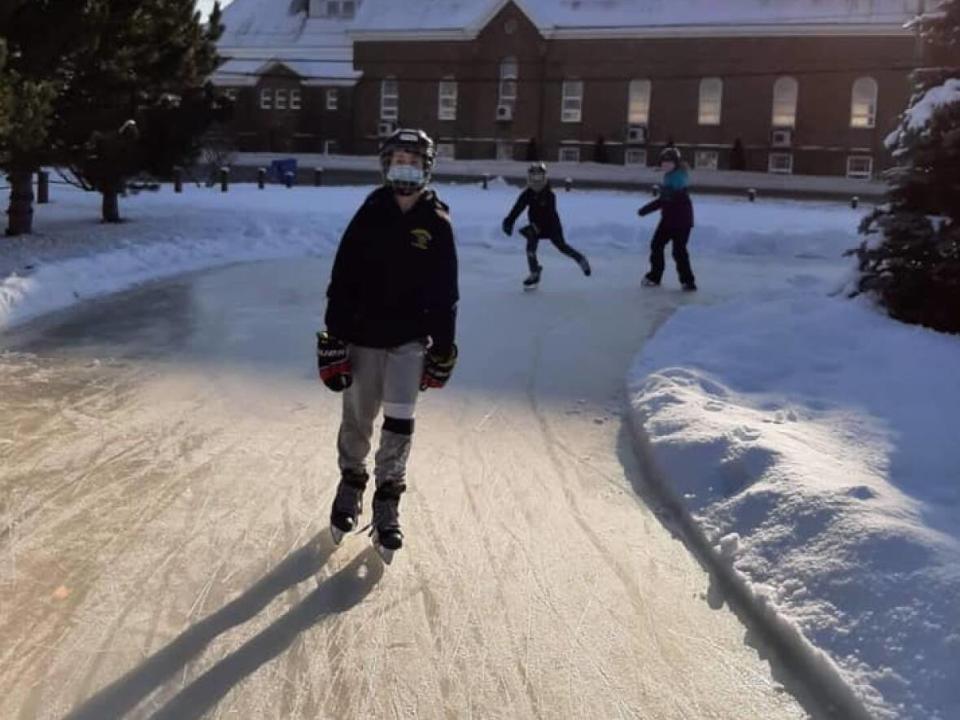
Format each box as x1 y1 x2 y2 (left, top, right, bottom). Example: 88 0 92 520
638 147 697 291
317 128 459 563
502 162 591 289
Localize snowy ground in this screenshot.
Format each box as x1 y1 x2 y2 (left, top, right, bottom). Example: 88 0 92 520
1 182 953 718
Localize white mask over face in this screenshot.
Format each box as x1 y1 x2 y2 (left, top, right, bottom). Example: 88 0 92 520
386 163 425 187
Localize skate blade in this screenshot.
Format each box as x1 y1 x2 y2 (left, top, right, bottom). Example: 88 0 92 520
330 525 346 545
375 543 395 565
522 284 538 292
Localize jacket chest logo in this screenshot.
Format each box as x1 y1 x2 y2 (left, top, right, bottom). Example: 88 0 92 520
410 228 432 250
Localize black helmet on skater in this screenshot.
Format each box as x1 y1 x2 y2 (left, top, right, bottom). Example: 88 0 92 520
379 128 436 195
658 146 682 165
527 161 548 191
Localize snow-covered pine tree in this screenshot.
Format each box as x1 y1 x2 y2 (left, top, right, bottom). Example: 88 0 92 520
852 0 960 333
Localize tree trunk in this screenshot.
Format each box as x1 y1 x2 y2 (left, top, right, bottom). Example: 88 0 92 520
101 186 120 223
5 169 35 236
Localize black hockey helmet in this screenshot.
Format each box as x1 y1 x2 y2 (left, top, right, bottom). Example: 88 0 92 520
379 128 436 194
527 161 548 190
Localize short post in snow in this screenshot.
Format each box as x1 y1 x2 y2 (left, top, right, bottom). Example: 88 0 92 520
314 167 324 187
482 173 490 190
564 177 573 192
747 188 757 202
173 167 183 193
851 196 860 210
257 168 266 190
284 170 294 188
219 167 229 192
37 170 49 204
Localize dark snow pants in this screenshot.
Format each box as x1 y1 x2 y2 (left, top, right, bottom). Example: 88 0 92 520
647 224 695 285
521 224 586 273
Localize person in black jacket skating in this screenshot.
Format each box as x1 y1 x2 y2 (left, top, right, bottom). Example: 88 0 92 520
637 147 697 291
502 162 591 288
316 128 459 563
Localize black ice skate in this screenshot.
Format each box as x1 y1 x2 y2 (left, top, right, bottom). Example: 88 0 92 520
641 276 660 288
682 282 698 292
577 256 592 276
370 483 405 564
523 267 542 290
330 470 368 545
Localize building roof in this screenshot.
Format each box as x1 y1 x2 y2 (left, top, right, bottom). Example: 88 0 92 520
212 0 360 85
349 0 921 40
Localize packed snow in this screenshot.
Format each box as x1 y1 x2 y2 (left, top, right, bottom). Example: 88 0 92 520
628 273 960 719
2 179 957 719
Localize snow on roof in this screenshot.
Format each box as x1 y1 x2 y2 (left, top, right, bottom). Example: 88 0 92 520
349 0 920 37
215 0 359 83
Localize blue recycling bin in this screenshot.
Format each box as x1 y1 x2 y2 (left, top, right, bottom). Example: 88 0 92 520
269 158 298 183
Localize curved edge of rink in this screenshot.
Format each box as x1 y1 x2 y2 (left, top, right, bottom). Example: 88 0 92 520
623 408 875 720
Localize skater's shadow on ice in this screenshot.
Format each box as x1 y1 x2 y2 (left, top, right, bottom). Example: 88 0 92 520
65 533 382 720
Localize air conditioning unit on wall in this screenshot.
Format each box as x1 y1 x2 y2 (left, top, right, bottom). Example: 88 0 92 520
496 104 514 121
377 120 397 137
771 129 793 148
627 125 648 144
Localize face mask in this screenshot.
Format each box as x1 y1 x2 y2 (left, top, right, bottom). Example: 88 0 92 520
387 163 425 191
528 173 547 191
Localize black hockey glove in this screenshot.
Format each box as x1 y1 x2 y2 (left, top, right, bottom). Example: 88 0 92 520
420 343 458 391
502 218 514 236
316 331 352 392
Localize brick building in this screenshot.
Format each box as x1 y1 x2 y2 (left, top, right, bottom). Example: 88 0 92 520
213 0 925 178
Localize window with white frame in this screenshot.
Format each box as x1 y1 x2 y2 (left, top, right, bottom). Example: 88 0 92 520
559 145 581 162
275 89 287 110
324 140 339 155
381 77 399 120
438 78 457 121
499 57 518 108
628 79 652 125
326 88 338 111
259 88 272 110
290 88 302 110
772 76 798 128
562 80 584 123
768 152 794 174
625 148 647 165
851 77 878 128
496 141 513 160
695 150 719 170
846 155 874 179
436 143 455 160
698 77 723 126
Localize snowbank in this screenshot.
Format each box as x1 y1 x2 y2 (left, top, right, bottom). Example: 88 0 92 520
628 289 960 720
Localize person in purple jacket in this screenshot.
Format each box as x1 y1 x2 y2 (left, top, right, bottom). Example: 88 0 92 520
637 147 697 291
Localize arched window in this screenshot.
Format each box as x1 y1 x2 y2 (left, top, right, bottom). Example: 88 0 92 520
699 78 723 125
772 76 798 128
628 79 652 124
851 77 878 129
499 57 518 107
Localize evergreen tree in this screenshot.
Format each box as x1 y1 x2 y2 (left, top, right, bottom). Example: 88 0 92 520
1 0 94 235
52 0 225 222
851 0 960 333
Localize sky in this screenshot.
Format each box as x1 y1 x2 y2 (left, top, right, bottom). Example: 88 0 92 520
197 0 233 19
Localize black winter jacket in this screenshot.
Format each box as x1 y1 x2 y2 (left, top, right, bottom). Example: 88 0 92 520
504 184 563 237
325 187 459 354
638 186 695 230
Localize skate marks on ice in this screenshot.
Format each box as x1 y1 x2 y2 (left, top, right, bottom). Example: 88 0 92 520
65 534 382 720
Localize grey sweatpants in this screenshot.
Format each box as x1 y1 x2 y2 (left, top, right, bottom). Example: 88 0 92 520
337 341 425 488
